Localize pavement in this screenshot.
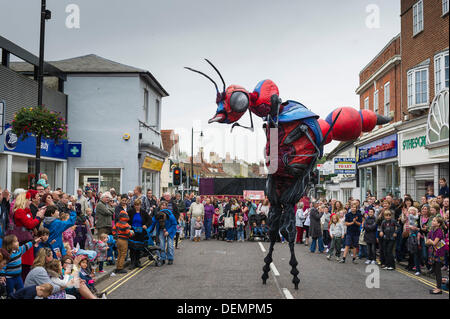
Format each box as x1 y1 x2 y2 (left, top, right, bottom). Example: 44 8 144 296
94 238 449 299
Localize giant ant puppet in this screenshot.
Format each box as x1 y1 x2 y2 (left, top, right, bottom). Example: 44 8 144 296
185 59 391 290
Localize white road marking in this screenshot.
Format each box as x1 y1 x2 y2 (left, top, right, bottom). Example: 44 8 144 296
270 262 280 276
282 288 294 299
258 242 266 253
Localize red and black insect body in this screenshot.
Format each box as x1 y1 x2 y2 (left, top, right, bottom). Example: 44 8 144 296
185 60 391 290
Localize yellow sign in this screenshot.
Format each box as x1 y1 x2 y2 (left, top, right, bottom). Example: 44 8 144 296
142 156 164 171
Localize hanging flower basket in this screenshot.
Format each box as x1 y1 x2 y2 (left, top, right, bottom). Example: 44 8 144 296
11 106 67 143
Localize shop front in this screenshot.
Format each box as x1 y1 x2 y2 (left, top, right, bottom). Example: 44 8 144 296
0 126 67 191
357 133 399 200
141 155 164 198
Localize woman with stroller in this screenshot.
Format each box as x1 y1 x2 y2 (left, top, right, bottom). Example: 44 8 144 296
127 199 151 269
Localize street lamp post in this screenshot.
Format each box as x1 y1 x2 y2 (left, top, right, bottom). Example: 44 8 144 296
35 0 51 187
191 127 203 193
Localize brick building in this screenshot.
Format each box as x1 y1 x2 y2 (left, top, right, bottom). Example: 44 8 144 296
354 0 449 200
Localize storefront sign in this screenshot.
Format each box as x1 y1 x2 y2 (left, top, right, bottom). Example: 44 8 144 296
402 135 426 150
334 158 356 174
142 156 164 171
398 127 430 166
3 125 68 159
243 190 265 200
357 134 397 164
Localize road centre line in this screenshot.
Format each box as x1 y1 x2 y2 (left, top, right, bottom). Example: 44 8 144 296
258 242 266 253
270 262 280 276
282 288 294 299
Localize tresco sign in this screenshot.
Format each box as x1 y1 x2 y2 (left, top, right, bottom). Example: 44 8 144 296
402 135 426 150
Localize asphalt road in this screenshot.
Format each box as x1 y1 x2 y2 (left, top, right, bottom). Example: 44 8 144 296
96 238 449 299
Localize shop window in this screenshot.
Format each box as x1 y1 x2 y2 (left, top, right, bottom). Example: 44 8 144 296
78 169 121 194
427 89 449 145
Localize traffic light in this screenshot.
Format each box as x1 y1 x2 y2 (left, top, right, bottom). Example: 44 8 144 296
182 170 187 184
173 167 181 186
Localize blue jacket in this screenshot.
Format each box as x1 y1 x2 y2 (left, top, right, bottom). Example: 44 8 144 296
148 209 177 239
43 211 77 257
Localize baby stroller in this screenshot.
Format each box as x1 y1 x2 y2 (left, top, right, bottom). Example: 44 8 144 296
129 227 163 267
248 214 269 242
216 215 227 241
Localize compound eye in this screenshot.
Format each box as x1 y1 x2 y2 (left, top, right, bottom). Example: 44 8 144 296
229 91 249 113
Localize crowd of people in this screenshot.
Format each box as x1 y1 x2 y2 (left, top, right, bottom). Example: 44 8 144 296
294 177 449 295
0 173 448 298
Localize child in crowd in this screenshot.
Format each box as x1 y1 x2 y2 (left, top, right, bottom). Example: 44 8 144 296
112 211 134 274
62 215 76 251
194 216 203 242
185 212 191 240
327 214 344 261
0 234 41 296
43 205 77 260
338 209 347 253
212 208 220 238
407 206 422 275
78 255 99 296
236 216 245 242
175 214 184 249
34 228 53 257
74 216 88 250
0 248 10 297
94 233 109 273
363 208 378 265
380 210 398 270
175 215 185 249
261 220 269 236
426 216 446 295
46 259 76 299
86 208 95 235
106 234 117 266
252 222 261 237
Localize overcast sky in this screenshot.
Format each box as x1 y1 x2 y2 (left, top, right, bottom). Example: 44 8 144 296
0 0 401 164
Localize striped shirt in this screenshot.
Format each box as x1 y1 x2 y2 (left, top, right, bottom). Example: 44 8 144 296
0 241 34 278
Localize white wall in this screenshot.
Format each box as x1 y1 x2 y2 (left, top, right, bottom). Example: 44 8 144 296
65 75 142 194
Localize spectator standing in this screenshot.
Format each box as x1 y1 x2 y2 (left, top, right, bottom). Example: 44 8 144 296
9 192 45 281
426 216 446 294
380 210 398 270
43 205 76 259
76 189 89 217
115 194 129 225
130 186 148 215
363 208 377 265
95 193 115 237
204 198 215 240
295 201 306 244
327 214 344 261
439 178 449 198
189 196 205 241
149 201 177 265
127 199 151 269
340 203 362 264
309 202 324 253
112 211 134 274
303 206 311 246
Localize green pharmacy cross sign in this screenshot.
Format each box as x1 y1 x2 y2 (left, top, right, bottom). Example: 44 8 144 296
67 142 82 157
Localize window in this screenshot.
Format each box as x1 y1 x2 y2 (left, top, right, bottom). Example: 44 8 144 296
435 51 449 94
144 89 149 123
364 97 369 110
444 0 449 15
78 168 121 193
407 67 429 108
413 0 424 36
374 90 379 113
384 82 390 116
